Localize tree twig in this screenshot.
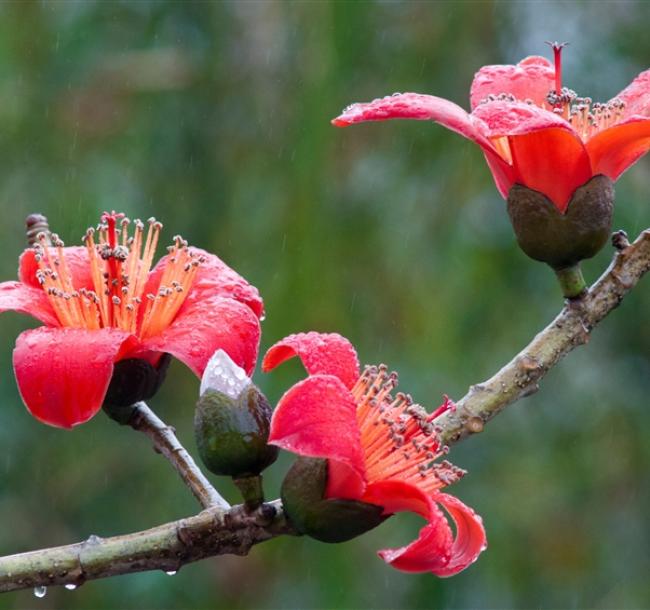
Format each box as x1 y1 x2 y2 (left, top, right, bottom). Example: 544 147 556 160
128 401 230 511
1 229 649 594
0 501 294 593
437 229 650 445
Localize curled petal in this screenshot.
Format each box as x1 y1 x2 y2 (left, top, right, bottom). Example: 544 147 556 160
431 493 487 577
364 480 453 574
333 92 496 150
141 295 261 378
269 375 366 488
0 281 59 326
144 247 264 320
262 331 360 390
13 327 136 428
586 117 650 181
615 68 650 118
333 93 515 200
364 481 486 576
470 56 555 110
19 247 93 291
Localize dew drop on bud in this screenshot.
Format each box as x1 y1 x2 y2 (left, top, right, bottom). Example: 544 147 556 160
65 583 77 590
165 570 177 576
33 586 47 598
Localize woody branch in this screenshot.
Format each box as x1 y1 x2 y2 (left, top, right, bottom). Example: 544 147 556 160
0 228 649 594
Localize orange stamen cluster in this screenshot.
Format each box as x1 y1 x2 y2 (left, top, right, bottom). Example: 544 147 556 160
352 365 466 493
33 211 203 339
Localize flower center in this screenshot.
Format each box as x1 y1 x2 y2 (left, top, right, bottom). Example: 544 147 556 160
478 43 627 143
351 365 466 493
544 41 626 140
33 211 203 339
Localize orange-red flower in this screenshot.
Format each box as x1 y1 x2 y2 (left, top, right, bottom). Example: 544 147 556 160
0 212 263 428
263 332 486 576
333 45 650 212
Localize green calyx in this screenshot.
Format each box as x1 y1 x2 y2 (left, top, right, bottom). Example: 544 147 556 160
281 457 385 543
194 384 278 479
507 174 614 273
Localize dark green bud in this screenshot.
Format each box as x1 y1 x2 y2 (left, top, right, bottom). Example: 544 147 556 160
507 174 614 270
281 457 386 543
103 354 172 424
194 375 278 479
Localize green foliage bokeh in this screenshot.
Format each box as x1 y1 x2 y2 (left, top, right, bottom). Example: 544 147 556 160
0 2 648 608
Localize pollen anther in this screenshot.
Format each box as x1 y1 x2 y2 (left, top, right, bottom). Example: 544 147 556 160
33 211 201 339
352 365 464 493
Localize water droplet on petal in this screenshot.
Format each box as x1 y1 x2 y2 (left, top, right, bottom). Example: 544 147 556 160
34 586 47 598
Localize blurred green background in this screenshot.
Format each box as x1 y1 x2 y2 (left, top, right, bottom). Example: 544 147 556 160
0 1 648 608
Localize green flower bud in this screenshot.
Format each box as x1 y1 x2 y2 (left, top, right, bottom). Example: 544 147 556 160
507 174 614 270
194 350 278 480
281 456 385 543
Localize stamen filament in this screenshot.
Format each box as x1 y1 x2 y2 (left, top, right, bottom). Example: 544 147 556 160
32 212 201 341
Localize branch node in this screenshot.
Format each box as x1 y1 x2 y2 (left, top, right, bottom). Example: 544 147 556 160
464 417 484 434
611 229 630 251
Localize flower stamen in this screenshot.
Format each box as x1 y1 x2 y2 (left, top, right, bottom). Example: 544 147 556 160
32 211 202 339
352 365 465 493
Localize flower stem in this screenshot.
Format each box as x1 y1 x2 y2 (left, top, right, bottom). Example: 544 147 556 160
554 264 587 299
126 401 230 511
233 475 265 510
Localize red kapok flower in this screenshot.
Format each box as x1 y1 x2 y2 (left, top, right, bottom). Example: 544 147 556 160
0 212 263 428
263 332 486 577
333 44 650 212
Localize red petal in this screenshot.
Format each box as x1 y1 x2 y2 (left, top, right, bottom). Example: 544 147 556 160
474 101 593 211
430 493 487 577
262 332 360 389
615 68 650 118
13 327 136 429
332 93 515 200
19 247 93 291
362 479 437 519
586 117 650 181
332 92 494 149
141 295 260 378
364 480 453 574
269 375 366 487
509 128 593 212
472 99 571 137
144 248 264 319
364 481 486 576
0 281 59 326
325 460 366 499
470 56 555 110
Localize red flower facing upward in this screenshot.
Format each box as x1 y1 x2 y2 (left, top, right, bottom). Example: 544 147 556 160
263 332 486 577
333 44 650 212
0 212 263 428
